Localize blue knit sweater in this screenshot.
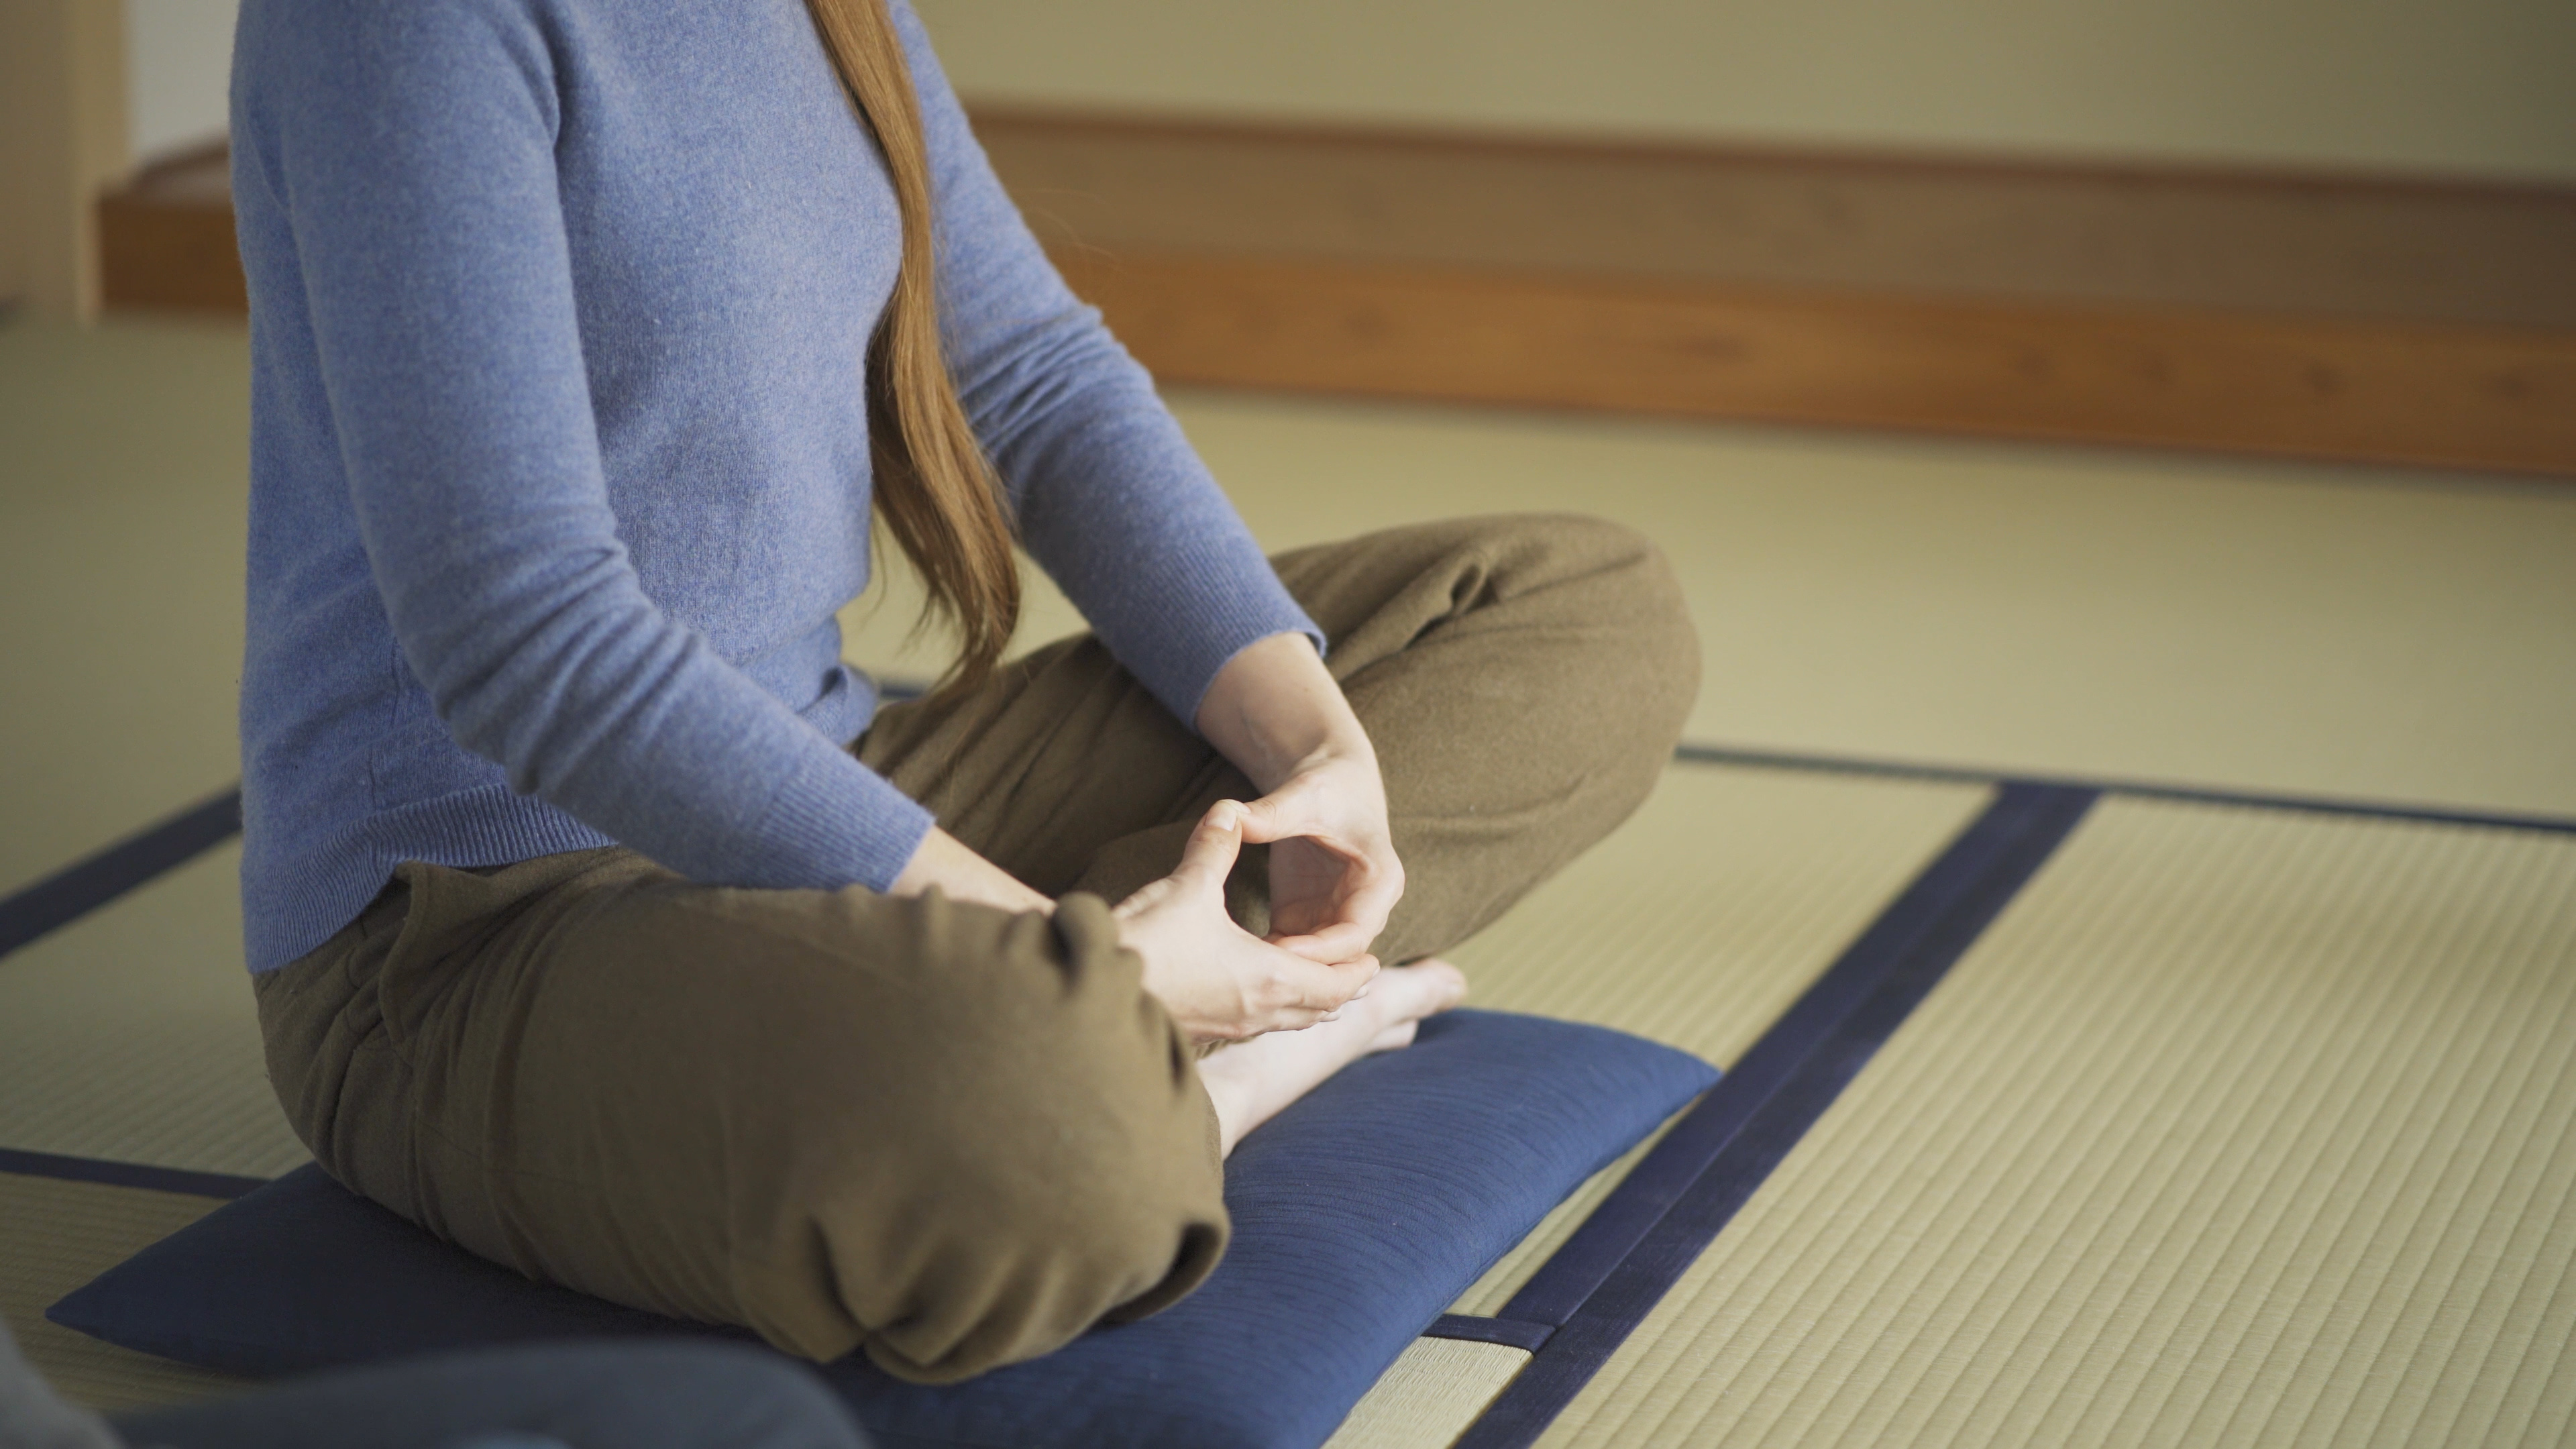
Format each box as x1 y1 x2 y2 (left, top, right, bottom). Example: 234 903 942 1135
229 0 1320 971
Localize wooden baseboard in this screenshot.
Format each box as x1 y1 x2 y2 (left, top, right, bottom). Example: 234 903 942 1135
95 141 239 314
975 107 2576 333
1057 249 2576 476
97 192 242 314
93 121 2576 477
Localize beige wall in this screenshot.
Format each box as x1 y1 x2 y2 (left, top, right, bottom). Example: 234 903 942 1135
76 1 2576 185
914 0 2576 182
128 0 237 160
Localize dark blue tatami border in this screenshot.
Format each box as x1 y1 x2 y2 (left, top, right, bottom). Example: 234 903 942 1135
0 1146 268 1201
1426 1313 1557 1354
1447 783 2097 1449
0 789 242 961
1674 743 2576 837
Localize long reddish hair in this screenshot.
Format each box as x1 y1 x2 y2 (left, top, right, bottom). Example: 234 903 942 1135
805 0 1018 692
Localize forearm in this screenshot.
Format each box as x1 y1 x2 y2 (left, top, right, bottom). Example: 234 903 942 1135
898 1 1322 727
1194 633 1374 792
891 826 1054 916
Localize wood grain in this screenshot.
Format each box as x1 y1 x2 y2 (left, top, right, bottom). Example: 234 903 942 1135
978 108 2576 331
1057 249 2576 476
95 142 240 314
97 194 243 314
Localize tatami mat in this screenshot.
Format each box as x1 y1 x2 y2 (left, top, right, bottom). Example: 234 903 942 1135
1440 764 1988 1067
0 841 308 1178
0 322 249 899
1441 765 1987 1320
1326 1340 1534 1449
1541 798 2576 1449
0 1174 250 1413
821 390 2576 824
1322 763 1988 1447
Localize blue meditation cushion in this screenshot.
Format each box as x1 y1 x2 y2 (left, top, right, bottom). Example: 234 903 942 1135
52 1009 1715 1449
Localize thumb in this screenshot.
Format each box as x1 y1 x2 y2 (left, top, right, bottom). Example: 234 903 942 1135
1233 786 1316 845
1173 800 1247 889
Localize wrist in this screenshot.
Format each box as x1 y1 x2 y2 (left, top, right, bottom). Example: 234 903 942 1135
1277 727 1377 788
1197 631 1370 793
892 826 1054 916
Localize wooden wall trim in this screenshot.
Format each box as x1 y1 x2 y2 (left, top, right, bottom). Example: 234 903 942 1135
96 141 239 315
973 109 2576 332
1056 249 2576 477
93 117 2576 477
964 103 2576 205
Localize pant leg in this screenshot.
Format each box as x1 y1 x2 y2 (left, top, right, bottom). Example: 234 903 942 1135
111 1342 866 1449
256 850 1225 1386
859 513 1699 963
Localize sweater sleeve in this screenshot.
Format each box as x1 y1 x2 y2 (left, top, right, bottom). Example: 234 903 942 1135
237 0 932 892
888 1 1326 726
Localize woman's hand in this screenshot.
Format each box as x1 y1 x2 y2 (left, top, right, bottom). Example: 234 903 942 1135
1196 632 1404 965
1116 801 1380 1042
1238 745 1402 966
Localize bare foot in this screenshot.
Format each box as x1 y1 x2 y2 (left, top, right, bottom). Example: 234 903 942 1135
1197 959 1468 1155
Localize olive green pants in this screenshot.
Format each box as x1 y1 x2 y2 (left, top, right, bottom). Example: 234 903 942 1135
254 515 1699 1384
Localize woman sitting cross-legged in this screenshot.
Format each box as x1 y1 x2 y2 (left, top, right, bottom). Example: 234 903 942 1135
231 0 1698 1387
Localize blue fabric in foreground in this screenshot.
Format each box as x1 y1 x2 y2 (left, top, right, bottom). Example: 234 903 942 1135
50 1010 1715 1449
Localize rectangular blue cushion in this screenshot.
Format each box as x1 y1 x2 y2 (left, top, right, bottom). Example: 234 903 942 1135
52 1009 1714 1449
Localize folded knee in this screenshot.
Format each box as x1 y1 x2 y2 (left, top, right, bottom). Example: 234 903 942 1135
744 898 1228 1382
855 1126 1228 1383
1514 514 1699 704
1474 515 1690 623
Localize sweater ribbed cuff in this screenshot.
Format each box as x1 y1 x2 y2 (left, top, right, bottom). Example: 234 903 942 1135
749 743 936 894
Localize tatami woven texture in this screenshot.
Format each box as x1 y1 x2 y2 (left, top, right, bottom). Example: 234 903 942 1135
1432 762 1986 1325
1448 763 1990 1065
0 1174 248 1412
1542 796 2576 1449
1325 1340 1535 1449
1326 763 1989 1446
0 843 311 1177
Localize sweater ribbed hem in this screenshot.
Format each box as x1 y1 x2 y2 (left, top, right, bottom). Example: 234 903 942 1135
243 755 935 975
244 786 619 973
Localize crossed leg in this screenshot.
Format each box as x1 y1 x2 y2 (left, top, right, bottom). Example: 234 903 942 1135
254 514 1696 1387
860 512 1698 1153
860 512 1700 959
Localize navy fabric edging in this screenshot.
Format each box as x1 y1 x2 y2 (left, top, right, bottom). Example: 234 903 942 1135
0 1146 270 1201
1672 743 2576 837
1424 1314 1555 1353
1451 783 2098 1449
0 789 243 961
